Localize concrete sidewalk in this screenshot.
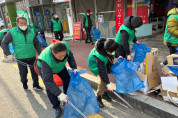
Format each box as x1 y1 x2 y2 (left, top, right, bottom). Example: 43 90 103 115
45 33 178 118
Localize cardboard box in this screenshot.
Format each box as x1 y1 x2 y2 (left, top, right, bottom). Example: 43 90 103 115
161 89 178 102
161 77 178 103
167 54 178 65
145 48 158 75
137 70 160 89
162 66 176 76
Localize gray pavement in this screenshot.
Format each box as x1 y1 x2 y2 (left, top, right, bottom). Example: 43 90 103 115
0 47 154 118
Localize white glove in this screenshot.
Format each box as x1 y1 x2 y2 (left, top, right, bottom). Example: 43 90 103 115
58 93 68 103
106 83 113 93
83 28 85 32
118 56 124 60
136 41 140 45
73 69 78 75
7 55 14 61
127 55 132 61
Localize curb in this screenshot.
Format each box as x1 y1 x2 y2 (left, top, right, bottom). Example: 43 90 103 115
81 73 178 118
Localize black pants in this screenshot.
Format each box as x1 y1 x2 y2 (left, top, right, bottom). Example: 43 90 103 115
163 45 177 65
43 67 70 109
54 31 64 41
17 58 39 87
85 28 93 43
115 45 127 58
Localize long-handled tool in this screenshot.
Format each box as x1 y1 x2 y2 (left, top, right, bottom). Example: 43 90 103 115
68 100 88 118
15 59 34 68
113 90 133 109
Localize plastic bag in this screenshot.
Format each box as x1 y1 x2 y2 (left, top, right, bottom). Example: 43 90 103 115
167 66 178 76
92 27 100 40
175 47 178 52
132 43 150 63
64 69 100 118
8 44 14 54
37 34 48 47
111 59 145 94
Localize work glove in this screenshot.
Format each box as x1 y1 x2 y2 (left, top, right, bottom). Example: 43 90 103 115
127 55 132 61
7 55 14 61
135 41 139 45
83 28 85 32
107 83 113 93
73 69 78 75
118 56 124 60
58 93 68 103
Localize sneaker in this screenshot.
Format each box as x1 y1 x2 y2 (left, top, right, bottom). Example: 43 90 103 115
33 85 43 90
102 92 112 102
55 107 61 118
97 96 104 108
23 83 28 90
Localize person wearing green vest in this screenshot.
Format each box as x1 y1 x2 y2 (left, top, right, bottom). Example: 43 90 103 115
88 38 119 108
0 28 9 46
115 16 143 61
160 8 178 66
1 17 42 90
83 9 94 44
51 13 63 41
37 41 77 117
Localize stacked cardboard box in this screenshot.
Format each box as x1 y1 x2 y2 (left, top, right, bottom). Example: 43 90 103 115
161 53 178 104
136 48 161 94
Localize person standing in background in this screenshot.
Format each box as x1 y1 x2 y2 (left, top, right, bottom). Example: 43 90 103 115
51 13 64 41
83 9 94 45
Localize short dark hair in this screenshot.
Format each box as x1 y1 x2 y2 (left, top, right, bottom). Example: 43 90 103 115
16 17 27 22
52 13 56 16
51 42 67 54
104 39 119 53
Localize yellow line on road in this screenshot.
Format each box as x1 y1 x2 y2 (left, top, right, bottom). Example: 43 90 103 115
12 64 45 88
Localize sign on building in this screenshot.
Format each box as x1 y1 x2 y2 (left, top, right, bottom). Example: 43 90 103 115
115 0 123 33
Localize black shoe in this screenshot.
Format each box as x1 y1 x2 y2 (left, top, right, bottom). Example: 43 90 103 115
97 96 104 108
85 41 90 43
102 92 112 102
33 85 43 90
23 83 28 90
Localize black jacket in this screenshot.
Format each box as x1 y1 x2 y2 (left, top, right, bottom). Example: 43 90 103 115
51 18 63 32
120 16 137 56
83 14 93 29
1 28 41 58
95 40 114 84
38 51 77 96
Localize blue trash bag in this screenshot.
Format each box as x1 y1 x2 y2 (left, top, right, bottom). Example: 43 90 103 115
92 27 100 40
37 34 48 47
167 66 178 76
64 69 100 118
175 47 178 52
132 43 150 63
8 44 14 54
111 58 145 94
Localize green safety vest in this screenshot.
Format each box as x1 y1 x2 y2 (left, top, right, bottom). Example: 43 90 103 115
30 24 39 33
164 14 178 46
0 29 9 41
115 25 135 45
10 26 36 59
51 18 62 31
83 13 89 28
37 41 70 73
88 48 108 76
